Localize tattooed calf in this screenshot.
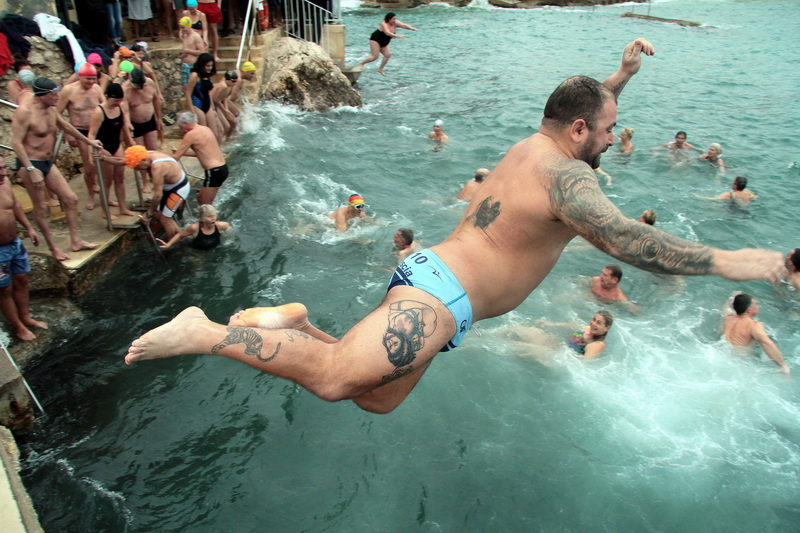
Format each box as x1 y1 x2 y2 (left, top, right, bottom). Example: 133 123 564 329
211 326 274 361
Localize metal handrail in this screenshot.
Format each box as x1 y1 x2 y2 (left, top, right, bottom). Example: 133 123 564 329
236 0 257 69
284 0 341 55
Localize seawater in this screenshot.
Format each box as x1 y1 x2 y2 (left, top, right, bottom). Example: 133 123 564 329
18 0 800 531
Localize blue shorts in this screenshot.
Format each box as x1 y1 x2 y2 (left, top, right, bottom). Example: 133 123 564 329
0 238 30 288
181 63 193 85
388 249 473 352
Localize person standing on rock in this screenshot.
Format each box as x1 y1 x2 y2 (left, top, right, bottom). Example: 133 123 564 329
0 156 47 342
357 12 417 76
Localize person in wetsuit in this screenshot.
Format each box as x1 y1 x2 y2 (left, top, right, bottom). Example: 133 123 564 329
90 83 136 219
157 204 231 250
356 12 417 76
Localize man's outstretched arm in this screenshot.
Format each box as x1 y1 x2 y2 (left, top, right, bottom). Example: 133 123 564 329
751 323 790 375
546 160 785 283
602 38 655 99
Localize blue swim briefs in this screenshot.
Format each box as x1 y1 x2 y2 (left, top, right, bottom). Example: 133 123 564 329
0 237 30 288
388 249 473 352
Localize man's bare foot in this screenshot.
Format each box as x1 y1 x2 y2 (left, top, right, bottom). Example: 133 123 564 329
108 198 119 207
15 327 36 342
71 240 100 252
377 70 386 77
86 199 95 210
101 211 119 221
119 208 137 217
51 247 71 261
126 306 210 364
228 303 310 330
22 317 48 330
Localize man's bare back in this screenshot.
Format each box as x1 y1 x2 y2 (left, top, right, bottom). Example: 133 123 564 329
175 123 225 169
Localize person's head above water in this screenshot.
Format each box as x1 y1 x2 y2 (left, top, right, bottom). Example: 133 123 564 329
589 310 613 339
474 168 489 182
733 176 747 191
348 194 365 210
732 293 755 315
384 12 396 23
639 209 656 225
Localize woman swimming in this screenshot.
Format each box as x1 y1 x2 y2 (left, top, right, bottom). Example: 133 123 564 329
506 310 614 361
357 13 417 76
157 204 231 250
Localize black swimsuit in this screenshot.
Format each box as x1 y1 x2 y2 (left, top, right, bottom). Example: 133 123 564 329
192 224 221 250
370 29 391 48
96 105 124 155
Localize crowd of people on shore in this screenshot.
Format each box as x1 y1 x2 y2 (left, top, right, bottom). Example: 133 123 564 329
0 18 266 341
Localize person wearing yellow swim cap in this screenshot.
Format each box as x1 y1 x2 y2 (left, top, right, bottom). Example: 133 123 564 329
227 61 257 119
328 194 367 232
179 14 208 85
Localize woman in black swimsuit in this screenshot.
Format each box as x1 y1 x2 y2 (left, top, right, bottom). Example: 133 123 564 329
357 12 417 76
89 83 136 217
157 204 231 250
184 53 221 139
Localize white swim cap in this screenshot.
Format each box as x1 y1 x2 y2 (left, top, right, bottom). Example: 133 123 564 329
434 119 443 127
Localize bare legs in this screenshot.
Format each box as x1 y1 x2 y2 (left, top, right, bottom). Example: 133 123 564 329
357 41 391 75
127 287 456 413
0 275 47 341
20 167 99 261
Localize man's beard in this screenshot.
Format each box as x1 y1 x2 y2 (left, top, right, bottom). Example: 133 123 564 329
579 138 606 169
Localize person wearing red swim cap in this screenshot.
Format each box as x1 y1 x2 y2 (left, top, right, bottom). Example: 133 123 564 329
328 194 368 232
57 62 105 211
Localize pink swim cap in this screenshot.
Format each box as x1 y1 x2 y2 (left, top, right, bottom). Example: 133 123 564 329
87 53 102 64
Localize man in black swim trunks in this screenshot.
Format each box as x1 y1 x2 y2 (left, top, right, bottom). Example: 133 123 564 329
12 77 101 261
172 111 229 205
122 68 162 193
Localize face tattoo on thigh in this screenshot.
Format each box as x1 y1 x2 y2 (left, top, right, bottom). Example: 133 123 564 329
381 300 438 383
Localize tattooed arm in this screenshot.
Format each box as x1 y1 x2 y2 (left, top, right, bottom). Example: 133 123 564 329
546 160 785 283
602 38 655 99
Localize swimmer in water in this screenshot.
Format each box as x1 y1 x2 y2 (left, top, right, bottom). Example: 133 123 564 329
784 249 800 290
590 264 629 302
619 127 634 153
457 168 490 202
157 204 231 250
429 119 448 143
723 293 790 375
639 209 656 225
329 194 367 232
394 228 422 262
506 310 614 361
699 143 726 174
693 176 756 205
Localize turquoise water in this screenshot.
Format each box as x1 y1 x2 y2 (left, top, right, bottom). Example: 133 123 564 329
18 1 800 531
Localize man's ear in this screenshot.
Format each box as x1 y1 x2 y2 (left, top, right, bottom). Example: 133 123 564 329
569 118 588 144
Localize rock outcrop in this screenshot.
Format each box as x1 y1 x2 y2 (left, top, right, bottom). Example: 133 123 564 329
260 37 361 112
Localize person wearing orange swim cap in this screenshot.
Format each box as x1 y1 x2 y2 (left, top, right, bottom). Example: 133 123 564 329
329 193 368 232
124 145 149 168
103 148 191 239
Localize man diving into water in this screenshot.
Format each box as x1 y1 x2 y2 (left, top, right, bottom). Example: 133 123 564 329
126 39 786 414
